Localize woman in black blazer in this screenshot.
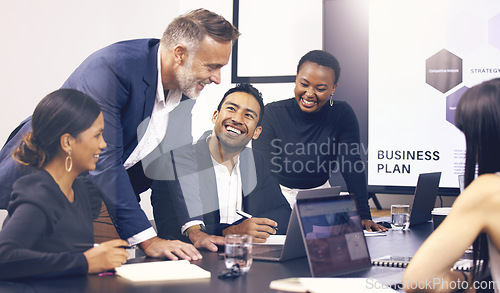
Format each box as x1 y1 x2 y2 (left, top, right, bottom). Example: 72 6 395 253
0 89 129 280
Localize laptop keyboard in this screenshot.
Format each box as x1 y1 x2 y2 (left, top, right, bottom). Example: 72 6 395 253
253 246 283 258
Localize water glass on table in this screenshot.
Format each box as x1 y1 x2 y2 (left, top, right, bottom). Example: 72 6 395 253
224 234 253 273
391 204 410 230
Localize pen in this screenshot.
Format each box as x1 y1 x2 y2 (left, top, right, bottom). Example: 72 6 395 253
74 243 138 250
236 210 253 219
236 210 278 232
98 271 116 277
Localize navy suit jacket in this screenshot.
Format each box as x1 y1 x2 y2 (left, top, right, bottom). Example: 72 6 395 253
151 131 291 242
0 39 195 239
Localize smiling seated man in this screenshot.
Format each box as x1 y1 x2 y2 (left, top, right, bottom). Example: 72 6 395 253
150 83 291 250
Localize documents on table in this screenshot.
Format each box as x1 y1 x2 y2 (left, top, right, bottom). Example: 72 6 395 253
254 234 286 245
115 260 210 282
371 255 474 271
363 230 387 237
270 277 397 292
256 231 385 245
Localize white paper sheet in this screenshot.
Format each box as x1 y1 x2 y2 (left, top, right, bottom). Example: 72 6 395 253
270 277 397 292
115 260 210 283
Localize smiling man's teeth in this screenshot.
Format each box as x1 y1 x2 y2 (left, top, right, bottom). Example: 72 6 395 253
94 154 100 158
226 126 241 135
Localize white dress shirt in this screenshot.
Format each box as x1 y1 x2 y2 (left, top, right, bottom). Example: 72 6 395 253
123 47 183 246
181 150 243 234
212 156 243 224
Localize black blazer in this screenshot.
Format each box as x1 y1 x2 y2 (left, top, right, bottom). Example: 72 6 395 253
151 131 291 241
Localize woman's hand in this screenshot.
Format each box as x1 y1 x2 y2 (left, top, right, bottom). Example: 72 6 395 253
83 239 129 273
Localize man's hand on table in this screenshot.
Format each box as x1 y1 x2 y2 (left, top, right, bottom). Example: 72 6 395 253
188 229 225 252
362 219 389 232
222 218 277 243
139 236 202 261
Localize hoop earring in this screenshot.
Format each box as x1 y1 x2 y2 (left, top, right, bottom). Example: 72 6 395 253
329 93 334 107
65 150 73 172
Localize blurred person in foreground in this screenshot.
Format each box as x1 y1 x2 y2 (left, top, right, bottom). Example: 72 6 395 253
404 78 500 292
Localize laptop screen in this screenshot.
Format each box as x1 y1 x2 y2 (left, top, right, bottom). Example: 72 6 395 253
409 172 441 227
296 194 371 277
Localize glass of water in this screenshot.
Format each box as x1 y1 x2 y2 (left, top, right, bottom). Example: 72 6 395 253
224 234 253 273
391 204 410 230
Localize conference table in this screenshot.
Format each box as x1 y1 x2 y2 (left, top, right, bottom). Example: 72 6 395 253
0 222 434 293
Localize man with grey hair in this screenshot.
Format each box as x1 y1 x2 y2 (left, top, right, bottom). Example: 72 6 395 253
0 9 239 260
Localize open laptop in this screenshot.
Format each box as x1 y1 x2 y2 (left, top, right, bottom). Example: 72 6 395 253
252 186 341 262
294 188 404 286
408 172 441 227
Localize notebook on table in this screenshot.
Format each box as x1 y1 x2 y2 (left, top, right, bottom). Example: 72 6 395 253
116 260 210 282
252 186 341 262
294 188 405 287
409 172 442 227
371 255 473 271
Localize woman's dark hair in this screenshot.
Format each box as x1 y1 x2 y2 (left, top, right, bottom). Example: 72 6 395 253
217 83 265 126
13 89 101 168
297 50 341 85
455 77 500 280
